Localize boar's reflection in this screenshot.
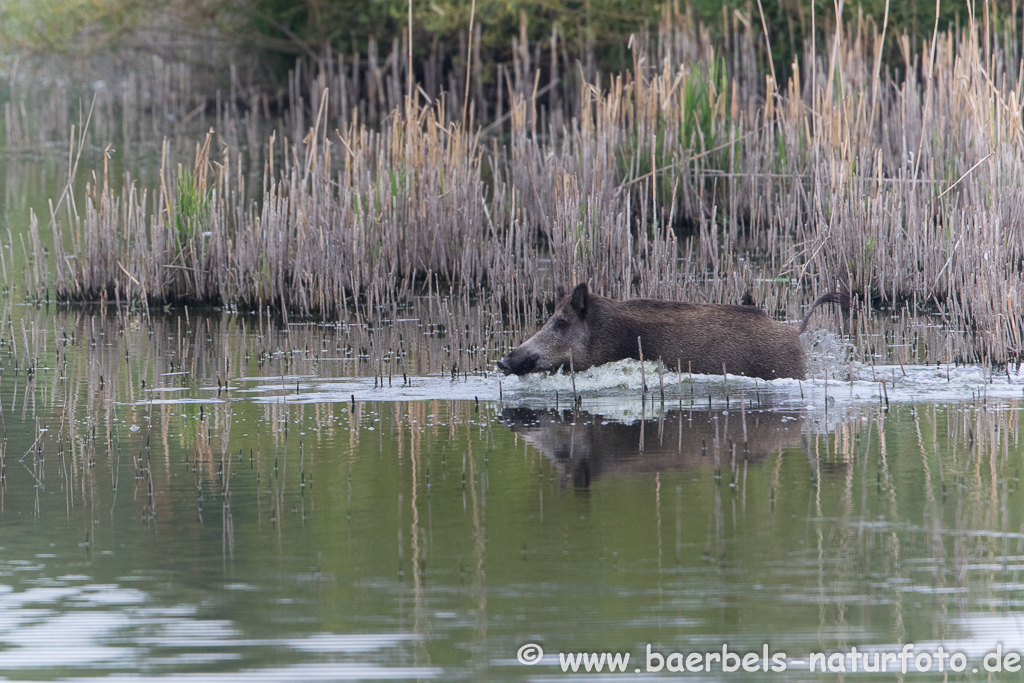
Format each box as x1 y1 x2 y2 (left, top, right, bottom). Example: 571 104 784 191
500 407 803 488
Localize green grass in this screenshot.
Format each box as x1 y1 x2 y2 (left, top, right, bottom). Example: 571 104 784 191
172 167 209 245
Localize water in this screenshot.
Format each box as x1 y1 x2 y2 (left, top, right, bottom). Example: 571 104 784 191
0 304 1019 680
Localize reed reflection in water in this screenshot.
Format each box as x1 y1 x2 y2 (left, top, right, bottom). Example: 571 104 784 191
0 305 1020 678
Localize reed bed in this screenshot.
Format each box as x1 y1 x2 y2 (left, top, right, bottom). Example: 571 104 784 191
12 5 1024 366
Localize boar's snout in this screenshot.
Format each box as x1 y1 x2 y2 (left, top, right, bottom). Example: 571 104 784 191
497 350 538 376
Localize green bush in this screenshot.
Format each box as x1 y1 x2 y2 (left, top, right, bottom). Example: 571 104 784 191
0 0 152 54
0 0 978 92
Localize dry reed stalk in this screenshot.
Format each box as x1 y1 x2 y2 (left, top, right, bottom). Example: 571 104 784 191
12 7 1024 368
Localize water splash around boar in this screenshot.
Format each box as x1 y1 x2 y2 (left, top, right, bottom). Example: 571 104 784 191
497 284 847 380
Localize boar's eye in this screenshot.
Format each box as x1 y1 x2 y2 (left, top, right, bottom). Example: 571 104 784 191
553 318 569 332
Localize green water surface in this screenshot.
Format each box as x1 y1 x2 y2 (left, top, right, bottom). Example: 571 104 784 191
0 315 1020 682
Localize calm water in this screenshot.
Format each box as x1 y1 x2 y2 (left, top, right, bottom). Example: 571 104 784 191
0 304 1019 681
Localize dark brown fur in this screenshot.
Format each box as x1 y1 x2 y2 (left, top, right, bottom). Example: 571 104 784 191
497 284 847 380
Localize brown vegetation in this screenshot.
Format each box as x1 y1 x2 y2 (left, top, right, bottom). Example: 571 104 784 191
11 5 1024 367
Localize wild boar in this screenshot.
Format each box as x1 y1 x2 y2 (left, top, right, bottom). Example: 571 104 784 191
496 284 846 380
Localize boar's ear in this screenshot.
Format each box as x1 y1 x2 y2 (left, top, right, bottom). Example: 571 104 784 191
570 282 589 317
555 285 566 301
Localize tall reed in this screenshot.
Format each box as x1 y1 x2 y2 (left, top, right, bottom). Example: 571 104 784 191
16 4 1024 366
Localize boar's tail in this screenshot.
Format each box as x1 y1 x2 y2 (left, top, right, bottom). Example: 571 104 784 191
799 292 851 333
